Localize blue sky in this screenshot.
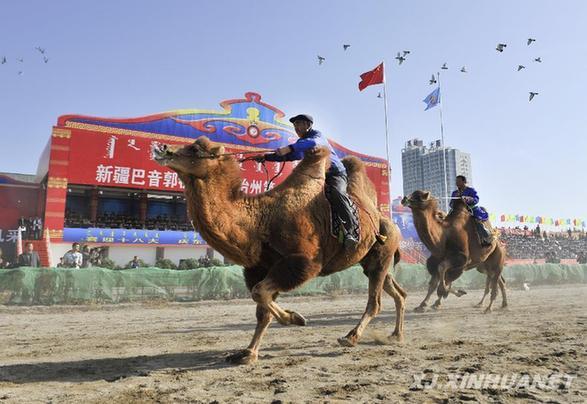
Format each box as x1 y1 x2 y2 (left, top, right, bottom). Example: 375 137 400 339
1 0 586 220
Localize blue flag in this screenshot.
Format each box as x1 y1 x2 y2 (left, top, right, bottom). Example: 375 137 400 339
423 87 441 110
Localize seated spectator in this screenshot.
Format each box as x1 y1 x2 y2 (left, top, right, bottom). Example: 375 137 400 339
17 242 41 268
62 242 83 268
129 256 141 268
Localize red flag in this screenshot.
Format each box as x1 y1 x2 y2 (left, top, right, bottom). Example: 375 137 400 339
358 62 384 91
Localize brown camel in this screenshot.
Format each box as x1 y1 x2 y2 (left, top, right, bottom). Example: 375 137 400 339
152 137 406 364
401 190 507 313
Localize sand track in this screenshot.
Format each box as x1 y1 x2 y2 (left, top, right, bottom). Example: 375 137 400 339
0 285 585 403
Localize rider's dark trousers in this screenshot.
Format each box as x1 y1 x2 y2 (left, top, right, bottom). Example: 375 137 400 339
325 171 358 236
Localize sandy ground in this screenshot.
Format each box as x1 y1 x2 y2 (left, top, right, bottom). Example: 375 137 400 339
0 284 585 403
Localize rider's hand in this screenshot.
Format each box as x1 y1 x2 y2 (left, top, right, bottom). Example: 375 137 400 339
253 155 266 163
275 146 291 156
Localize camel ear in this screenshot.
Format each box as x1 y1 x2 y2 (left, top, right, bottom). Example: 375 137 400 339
422 191 431 200
210 145 225 156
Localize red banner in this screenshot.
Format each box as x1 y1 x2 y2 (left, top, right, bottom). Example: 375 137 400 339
66 130 293 195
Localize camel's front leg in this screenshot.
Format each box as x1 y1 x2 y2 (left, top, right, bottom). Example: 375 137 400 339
226 305 272 365
251 279 307 326
415 273 439 312
437 254 467 297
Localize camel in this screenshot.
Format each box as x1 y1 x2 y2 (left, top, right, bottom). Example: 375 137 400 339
152 137 406 364
401 190 507 313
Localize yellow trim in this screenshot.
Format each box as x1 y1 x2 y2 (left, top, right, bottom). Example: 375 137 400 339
51 160 69 166
46 211 65 218
47 177 68 188
52 128 71 138
48 229 63 238
51 144 70 151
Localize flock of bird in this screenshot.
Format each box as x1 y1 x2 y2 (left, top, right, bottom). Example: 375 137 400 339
317 38 542 102
1 46 49 76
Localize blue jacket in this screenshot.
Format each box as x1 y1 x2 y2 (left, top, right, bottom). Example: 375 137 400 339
265 129 346 175
450 186 488 221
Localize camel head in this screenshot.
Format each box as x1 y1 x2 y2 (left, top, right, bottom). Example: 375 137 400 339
401 190 437 211
152 137 225 178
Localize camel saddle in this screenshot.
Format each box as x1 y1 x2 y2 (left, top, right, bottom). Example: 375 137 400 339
324 185 361 244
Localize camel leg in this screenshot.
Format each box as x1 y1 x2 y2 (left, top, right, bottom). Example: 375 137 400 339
437 254 467 298
384 275 406 341
338 226 401 347
498 275 508 308
415 255 441 312
475 275 491 307
484 275 500 313
415 273 438 312
251 254 320 326
226 304 273 365
338 264 387 347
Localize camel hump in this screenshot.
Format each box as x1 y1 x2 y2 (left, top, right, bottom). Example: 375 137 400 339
304 146 330 162
342 156 378 203
341 155 366 176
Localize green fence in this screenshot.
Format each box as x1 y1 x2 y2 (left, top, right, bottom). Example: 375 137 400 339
1 264 585 305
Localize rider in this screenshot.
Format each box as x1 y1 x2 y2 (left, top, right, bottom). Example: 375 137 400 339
256 114 359 250
450 175 493 247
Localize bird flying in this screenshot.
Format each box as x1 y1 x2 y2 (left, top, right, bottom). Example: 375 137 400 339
527 38 536 46
441 63 448 70
529 92 539 101
534 57 542 63
429 74 437 85
517 65 526 71
395 52 405 65
460 66 467 73
317 55 325 65
343 44 350 51
496 43 507 52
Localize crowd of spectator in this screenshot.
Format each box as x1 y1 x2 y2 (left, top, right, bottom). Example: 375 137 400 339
498 225 587 262
65 211 192 231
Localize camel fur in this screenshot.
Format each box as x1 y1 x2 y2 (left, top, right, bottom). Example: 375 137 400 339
402 190 507 313
153 137 406 364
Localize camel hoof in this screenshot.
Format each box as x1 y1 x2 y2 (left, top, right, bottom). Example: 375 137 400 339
431 304 441 311
455 289 467 297
414 305 426 313
500 304 509 310
483 307 492 314
286 310 307 326
474 303 483 308
390 332 405 344
226 349 258 365
337 336 358 347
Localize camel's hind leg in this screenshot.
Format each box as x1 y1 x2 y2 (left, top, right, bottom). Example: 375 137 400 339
484 244 506 313
338 219 405 346
383 275 406 341
475 275 491 308
499 275 508 308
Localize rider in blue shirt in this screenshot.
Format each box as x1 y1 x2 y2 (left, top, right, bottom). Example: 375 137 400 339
258 114 359 249
450 175 492 246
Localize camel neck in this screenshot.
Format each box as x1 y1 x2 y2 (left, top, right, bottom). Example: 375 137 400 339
412 208 444 256
183 162 259 266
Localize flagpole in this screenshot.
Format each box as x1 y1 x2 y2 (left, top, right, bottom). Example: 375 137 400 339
437 71 449 210
382 61 392 216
